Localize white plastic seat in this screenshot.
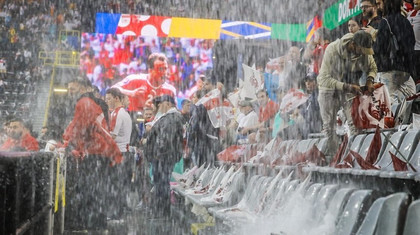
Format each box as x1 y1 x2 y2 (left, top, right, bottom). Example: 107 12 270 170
403 199 420 235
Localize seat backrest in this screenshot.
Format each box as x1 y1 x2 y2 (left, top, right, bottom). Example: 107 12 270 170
313 184 340 224
403 199 420 235
346 134 367 157
335 190 376 235
356 197 387 235
375 192 410 235
392 102 401 118
296 139 313 153
375 131 407 169
408 143 420 172
325 188 355 226
380 130 420 171
316 137 329 154
353 131 392 169
304 183 324 203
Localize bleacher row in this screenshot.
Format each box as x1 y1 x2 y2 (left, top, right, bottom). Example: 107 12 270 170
0 75 37 120
172 127 420 234
172 164 420 234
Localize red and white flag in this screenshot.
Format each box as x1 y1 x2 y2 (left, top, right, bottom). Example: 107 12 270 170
280 88 308 114
240 64 263 100
196 89 234 128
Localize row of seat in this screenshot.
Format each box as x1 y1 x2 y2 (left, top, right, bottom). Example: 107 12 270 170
172 167 420 234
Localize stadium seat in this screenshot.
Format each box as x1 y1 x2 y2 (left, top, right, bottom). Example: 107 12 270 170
355 197 387 235
312 184 340 224
335 190 376 235
374 193 410 235
403 199 420 235
324 188 355 226
379 131 419 178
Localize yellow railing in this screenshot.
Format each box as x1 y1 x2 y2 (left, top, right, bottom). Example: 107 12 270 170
38 51 80 67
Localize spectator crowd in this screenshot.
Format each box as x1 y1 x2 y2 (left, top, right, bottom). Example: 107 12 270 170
0 0 419 233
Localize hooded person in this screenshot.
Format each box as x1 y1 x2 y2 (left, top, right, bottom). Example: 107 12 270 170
317 31 377 157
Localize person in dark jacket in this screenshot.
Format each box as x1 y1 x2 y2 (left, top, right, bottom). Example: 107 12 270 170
144 95 184 218
373 0 416 104
186 77 221 167
301 72 322 138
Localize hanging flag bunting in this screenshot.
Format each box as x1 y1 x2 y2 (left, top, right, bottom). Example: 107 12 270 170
220 20 271 39
168 17 222 39
306 15 323 42
115 14 172 37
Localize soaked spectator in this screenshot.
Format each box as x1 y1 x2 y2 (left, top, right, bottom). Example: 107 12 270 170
317 31 376 156
374 0 416 104
246 89 279 143
144 95 184 219
407 0 420 83
0 117 38 151
301 72 322 138
283 46 306 90
303 27 331 75
186 77 221 167
63 77 121 232
236 99 260 143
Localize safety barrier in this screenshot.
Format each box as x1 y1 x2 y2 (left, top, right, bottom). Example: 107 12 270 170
0 151 54 235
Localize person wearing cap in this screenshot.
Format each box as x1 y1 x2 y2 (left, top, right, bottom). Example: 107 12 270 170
374 0 416 104
301 72 322 138
236 99 260 142
144 94 184 218
317 30 377 156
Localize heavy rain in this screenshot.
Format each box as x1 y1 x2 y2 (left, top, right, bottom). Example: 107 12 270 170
1 0 420 234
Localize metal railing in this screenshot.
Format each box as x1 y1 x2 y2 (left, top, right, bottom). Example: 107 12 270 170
0 151 55 235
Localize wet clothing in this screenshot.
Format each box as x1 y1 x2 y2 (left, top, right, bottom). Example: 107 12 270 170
317 33 377 156
374 14 416 103
63 93 122 231
187 103 221 167
0 133 39 151
145 108 184 217
317 33 377 91
113 74 177 111
301 88 322 138
373 14 415 74
109 106 132 152
407 10 420 82
63 94 122 164
361 15 382 29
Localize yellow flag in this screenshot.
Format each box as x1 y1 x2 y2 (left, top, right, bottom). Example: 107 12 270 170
169 17 222 39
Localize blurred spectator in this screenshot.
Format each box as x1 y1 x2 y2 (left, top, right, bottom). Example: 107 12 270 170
283 46 306 90
348 17 362 33
360 0 382 28
0 116 39 151
236 99 260 143
301 72 322 138
303 27 331 75
373 0 416 104
407 0 420 83
317 31 376 156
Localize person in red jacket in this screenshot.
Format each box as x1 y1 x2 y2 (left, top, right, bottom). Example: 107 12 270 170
63 77 121 232
0 117 39 151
